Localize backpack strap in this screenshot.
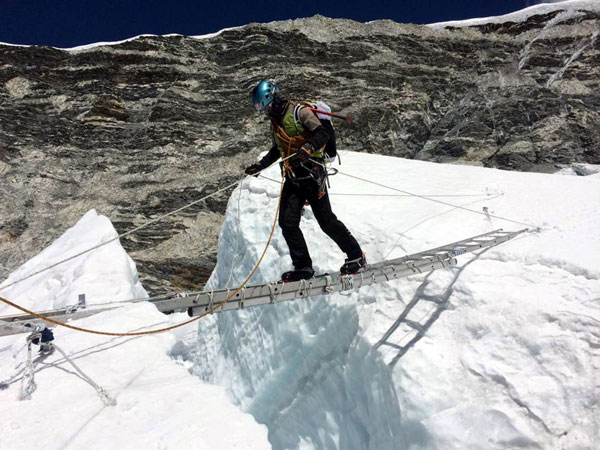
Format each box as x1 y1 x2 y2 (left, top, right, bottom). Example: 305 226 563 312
292 103 306 129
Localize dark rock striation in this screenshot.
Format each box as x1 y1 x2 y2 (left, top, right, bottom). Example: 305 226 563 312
1 4 599 295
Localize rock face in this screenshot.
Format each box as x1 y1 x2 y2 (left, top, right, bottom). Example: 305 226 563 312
1 4 599 295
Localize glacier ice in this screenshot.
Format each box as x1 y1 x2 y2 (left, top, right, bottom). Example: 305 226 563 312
192 152 600 450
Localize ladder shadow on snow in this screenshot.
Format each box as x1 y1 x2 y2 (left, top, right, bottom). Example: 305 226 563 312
374 248 490 368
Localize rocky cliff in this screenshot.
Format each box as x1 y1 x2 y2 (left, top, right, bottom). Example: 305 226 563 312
1 2 598 295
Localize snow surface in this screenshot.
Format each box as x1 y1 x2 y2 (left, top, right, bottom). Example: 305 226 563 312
192 151 600 449
65 27 244 51
0 210 269 450
4 1 598 50
0 27 245 51
1 153 599 449
557 163 600 177
428 0 600 29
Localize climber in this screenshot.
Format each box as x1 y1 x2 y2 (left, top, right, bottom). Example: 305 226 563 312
245 80 366 282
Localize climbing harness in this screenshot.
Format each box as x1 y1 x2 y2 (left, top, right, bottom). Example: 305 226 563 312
294 160 329 198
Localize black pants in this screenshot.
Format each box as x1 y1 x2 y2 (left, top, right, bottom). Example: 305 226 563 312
279 178 362 269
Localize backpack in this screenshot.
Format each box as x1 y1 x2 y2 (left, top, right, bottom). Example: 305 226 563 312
295 101 337 162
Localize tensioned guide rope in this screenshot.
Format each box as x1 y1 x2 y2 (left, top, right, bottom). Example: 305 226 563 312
0 155 295 293
0 175 285 337
0 181 504 320
0 178 241 292
262 163 538 229
258 174 503 198
328 165 539 230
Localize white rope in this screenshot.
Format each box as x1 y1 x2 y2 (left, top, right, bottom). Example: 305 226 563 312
17 334 116 405
267 282 283 304
291 155 537 229
264 159 539 259
0 152 537 322
52 343 116 406
0 180 240 291
341 275 354 291
0 155 296 293
324 275 334 294
18 333 39 401
332 168 540 230
258 174 501 198
383 193 505 260
0 320 41 333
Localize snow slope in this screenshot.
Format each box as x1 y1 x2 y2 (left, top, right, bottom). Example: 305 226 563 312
428 0 600 29
0 210 269 450
0 27 245 51
193 151 600 449
1 1 599 448
0 152 598 450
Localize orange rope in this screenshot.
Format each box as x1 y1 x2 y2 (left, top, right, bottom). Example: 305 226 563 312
0 175 285 337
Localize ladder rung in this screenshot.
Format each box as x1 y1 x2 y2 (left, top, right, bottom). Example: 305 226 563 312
404 319 425 332
378 341 403 350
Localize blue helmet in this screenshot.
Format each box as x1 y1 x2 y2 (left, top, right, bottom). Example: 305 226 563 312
252 80 279 111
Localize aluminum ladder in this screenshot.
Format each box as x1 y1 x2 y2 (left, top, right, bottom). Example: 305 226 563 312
0 228 526 336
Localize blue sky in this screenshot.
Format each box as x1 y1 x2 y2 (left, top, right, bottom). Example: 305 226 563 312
1 0 548 48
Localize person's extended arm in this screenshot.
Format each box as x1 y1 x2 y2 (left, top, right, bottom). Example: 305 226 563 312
244 143 280 175
258 143 280 168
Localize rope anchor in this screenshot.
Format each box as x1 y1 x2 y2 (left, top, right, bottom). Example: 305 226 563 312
17 326 116 406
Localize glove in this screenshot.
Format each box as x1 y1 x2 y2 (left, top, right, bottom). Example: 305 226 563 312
296 143 314 162
244 163 263 177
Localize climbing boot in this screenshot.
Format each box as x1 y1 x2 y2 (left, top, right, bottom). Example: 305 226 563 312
340 253 367 275
281 267 315 282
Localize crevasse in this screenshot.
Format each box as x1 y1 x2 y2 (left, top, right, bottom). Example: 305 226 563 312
191 176 404 449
